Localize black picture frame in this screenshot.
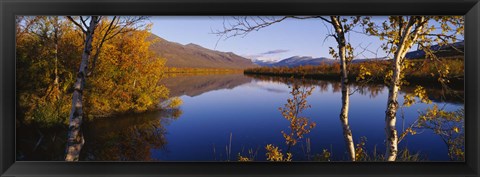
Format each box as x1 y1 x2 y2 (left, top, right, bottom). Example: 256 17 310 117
1 0 479 176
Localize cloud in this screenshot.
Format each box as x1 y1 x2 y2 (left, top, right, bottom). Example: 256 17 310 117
261 49 289 55
242 54 264 59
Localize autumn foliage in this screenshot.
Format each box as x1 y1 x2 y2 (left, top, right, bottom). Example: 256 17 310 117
279 81 316 151
85 24 169 117
16 17 171 127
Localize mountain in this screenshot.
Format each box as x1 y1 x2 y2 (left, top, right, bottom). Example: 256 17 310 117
252 59 278 67
254 56 338 67
147 34 258 69
254 56 391 67
275 56 336 67
252 41 463 68
405 41 464 59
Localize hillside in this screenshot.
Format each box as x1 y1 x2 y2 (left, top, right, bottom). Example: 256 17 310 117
147 34 258 69
405 41 464 59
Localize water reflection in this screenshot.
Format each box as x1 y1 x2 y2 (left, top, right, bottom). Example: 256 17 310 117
245 74 463 104
16 73 464 161
161 73 252 97
16 124 67 161
82 109 182 161
17 109 182 161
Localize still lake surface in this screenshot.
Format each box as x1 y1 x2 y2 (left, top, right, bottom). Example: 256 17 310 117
17 73 464 161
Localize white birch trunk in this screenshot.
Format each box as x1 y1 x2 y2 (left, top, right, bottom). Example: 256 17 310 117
384 17 424 161
384 52 402 161
339 45 355 161
65 16 99 161
331 17 356 161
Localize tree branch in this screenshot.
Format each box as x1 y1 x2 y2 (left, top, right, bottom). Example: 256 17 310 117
66 16 86 33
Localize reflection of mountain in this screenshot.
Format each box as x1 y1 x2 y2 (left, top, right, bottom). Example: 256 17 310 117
161 74 253 97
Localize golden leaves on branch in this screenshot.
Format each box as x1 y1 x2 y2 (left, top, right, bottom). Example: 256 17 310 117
85 26 170 117
279 81 316 148
415 105 464 161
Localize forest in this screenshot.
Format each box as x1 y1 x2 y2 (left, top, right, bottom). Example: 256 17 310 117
16 16 464 162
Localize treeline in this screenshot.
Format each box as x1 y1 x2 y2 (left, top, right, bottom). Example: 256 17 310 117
16 17 170 127
244 58 464 88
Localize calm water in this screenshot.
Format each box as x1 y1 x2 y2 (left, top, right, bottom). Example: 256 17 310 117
17 73 464 161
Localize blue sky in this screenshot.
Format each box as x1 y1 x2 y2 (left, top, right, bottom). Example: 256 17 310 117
148 16 461 62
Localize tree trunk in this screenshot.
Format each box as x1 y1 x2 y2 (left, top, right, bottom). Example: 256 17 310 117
65 16 99 161
331 16 356 161
339 46 355 161
53 27 59 88
384 17 423 161
384 52 401 162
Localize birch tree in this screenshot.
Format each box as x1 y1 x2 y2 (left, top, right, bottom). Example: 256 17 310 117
44 17 66 99
64 16 147 161
64 16 100 161
362 16 463 161
327 16 359 161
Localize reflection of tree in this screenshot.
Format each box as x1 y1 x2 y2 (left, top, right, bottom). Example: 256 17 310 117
399 86 464 105
331 82 341 93
16 125 67 161
81 109 182 161
17 108 182 161
354 84 384 98
89 122 166 161
245 74 463 103
317 81 329 93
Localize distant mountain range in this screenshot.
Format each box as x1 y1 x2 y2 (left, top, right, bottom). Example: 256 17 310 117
254 56 337 67
146 33 463 69
253 56 389 67
147 34 257 69
254 41 464 68
405 41 464 59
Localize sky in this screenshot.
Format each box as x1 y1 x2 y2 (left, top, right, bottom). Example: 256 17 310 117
148 16 461 62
